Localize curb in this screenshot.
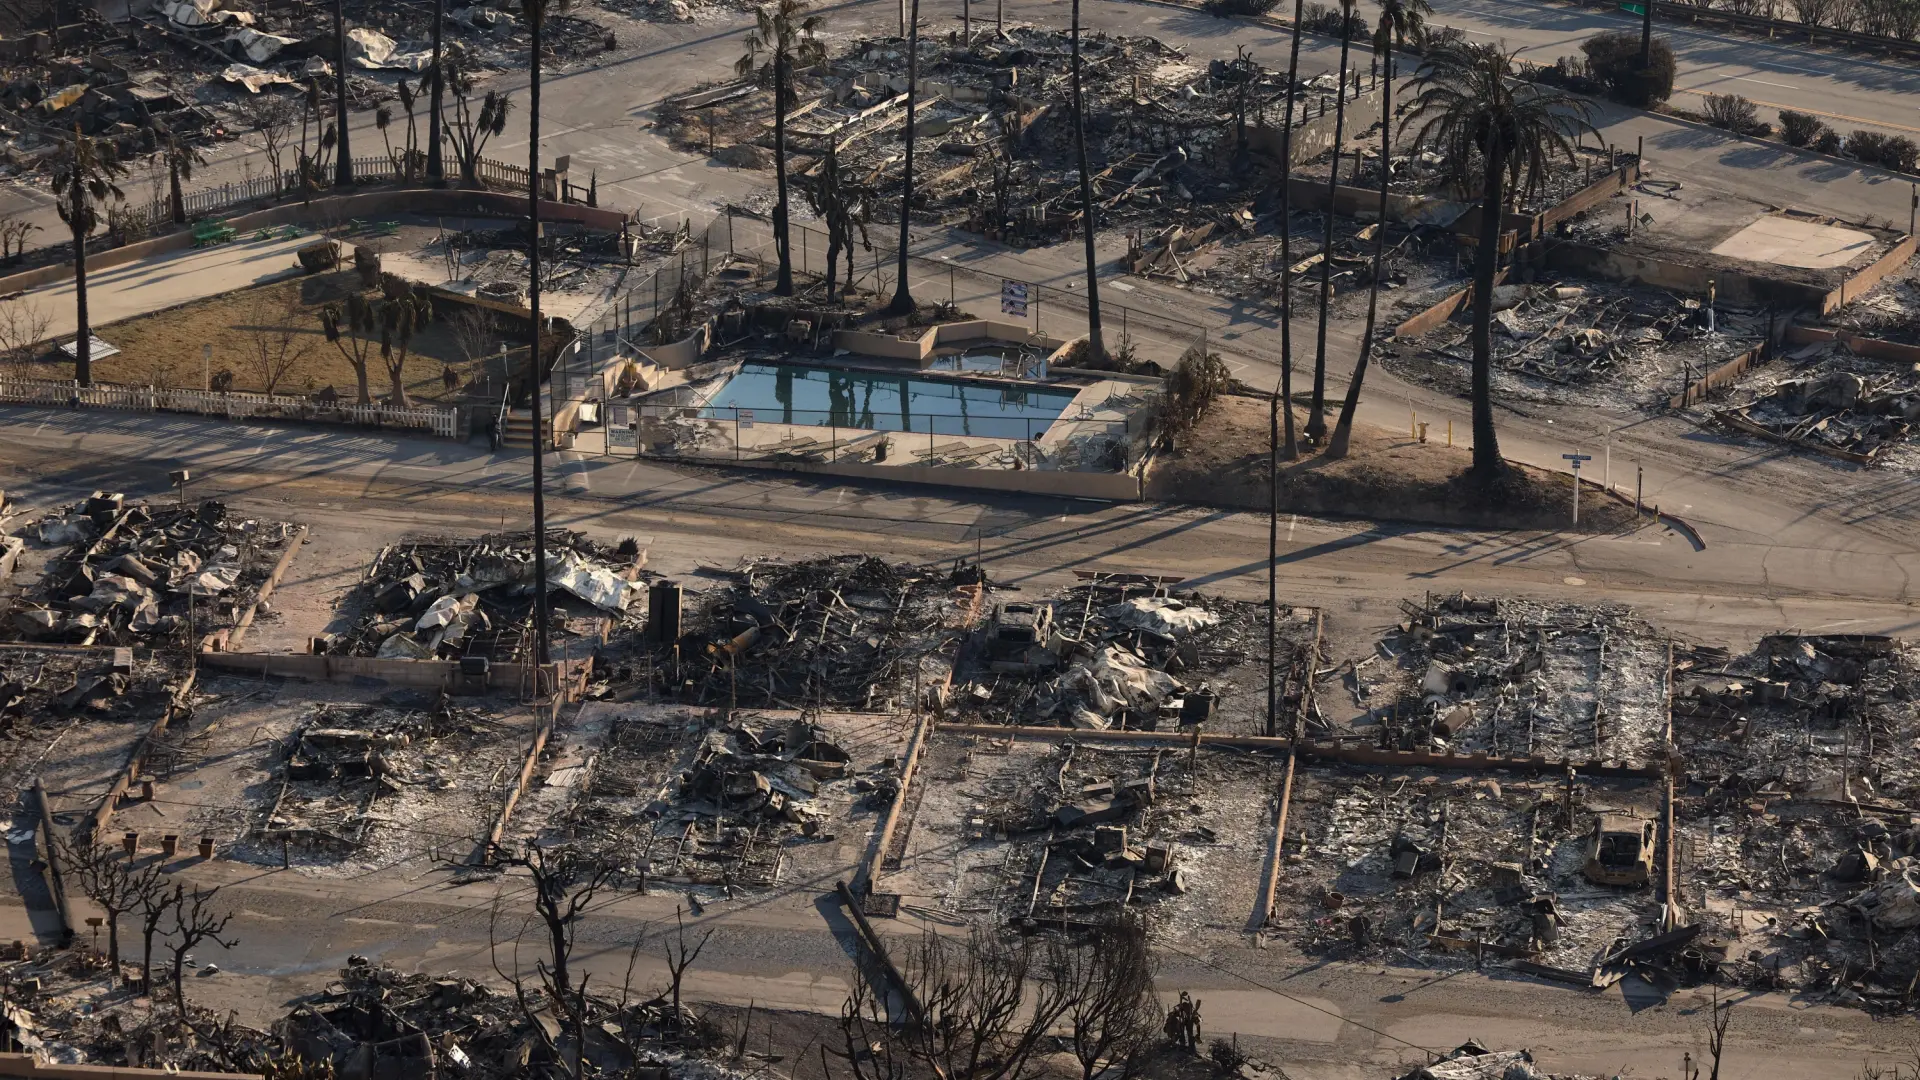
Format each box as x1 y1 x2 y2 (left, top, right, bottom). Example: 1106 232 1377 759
1584 475 1706 551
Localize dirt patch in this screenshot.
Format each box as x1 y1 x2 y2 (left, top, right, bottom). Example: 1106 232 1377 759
19 271 507 403
1145 394 1642 533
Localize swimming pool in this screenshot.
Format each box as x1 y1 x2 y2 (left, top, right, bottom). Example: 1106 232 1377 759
702 362 1078 441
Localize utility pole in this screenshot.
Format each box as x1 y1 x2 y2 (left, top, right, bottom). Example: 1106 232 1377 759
1639 0 1653 70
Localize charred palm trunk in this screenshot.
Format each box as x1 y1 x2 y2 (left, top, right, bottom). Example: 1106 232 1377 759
427 0 447 182
1468 140 1506 477
1327 41 1392 459
332 0 353 185
1307 16 1355 444
72 202 91 386
1072 0 1104 360
774 51 794 296
887 0 920 314
1275 0 1305 460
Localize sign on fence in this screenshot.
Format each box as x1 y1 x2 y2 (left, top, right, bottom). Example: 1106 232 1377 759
1001 280 1029 317
738 409 755 429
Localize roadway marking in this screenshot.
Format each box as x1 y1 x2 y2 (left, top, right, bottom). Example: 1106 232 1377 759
1731 75 1798 90
1672 86 1920 136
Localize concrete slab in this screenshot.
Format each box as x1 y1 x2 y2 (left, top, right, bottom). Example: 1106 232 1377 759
26 232 314 348
1710 215 1877 270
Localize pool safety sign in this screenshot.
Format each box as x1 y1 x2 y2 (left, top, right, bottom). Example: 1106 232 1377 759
1001 280 1029 317
738 409 755 429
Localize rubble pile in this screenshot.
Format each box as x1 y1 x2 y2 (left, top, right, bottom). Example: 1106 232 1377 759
0 949 275 1070
281 956 735 1078
247 693 511 860
1181 214 1446 311
563 711 875 888
1286 767 1671 977
1672 634 1920 1010
0 646 187 786
330 529 645 662
684 30 1388 250
1355 593 1668 765
4 494 296 648
0 0 607 177
968 742 1217 928
1829 269 1920 348
944 580 1313 734
1714 339 1920 462
1392 279 1768 408
664 555 949 710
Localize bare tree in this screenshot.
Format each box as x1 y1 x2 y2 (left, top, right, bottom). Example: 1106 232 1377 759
1057 915 1160 1080
498 841 616 1012
0 297 51 365
1705 988 1733 1080
239 96 298 193
896 926 1076 1080
240 290 313 394
662 904 712 1018
448 304 498 364
167 886 238 1007
136 879 182 996
61 840 151 982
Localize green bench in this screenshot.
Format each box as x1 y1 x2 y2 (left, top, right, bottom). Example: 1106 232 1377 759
192 220 236 247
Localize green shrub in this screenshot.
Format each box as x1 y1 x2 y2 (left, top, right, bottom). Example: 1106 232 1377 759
1777 110 1826 148
1849 129 1891 165
1581 31 1676 107
1883 136 1919 173
1816 129 1843 155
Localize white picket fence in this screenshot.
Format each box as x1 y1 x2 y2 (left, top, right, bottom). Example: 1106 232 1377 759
0 377 460 438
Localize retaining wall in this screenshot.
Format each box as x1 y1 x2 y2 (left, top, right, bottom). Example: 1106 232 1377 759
200 651 583 698
1822 233 1918 315
1533 242 1830 308
1392 269 1509 338
727 455 1143 501
1667 341 1770 409
1787 324 1920 365
1245 87 1385 168
0 188 628 297
832 320 1060 363
0 1055 258 1080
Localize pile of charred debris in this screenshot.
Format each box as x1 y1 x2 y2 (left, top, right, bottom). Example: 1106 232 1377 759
1286 764 1685 983
0 0 606 172
941 577 1315 735
0 645 187 785
1710 338 1920 463
655 555 954 711
1391 277 1768 409
328 529 646 662
558 709 883 889
3 493 296 649
1349 593 1669 765
1673 634 1920 1010
281 956 734 1079
247 693 514 862
679 29 1394 250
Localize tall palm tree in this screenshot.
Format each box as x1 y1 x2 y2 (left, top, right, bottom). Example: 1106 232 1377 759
737 0 826 298
426 0 447 182
1403 43 1593 478
522 0 561 668
1274 0 1305 460
159 125 205 225
51 126 126 388
886 0 921 315
1328 0 1430 459
1306 0 1358 445
332 0 353 185
1071 0 1105 361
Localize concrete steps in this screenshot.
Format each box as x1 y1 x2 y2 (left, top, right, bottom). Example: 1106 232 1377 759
501 409 536 449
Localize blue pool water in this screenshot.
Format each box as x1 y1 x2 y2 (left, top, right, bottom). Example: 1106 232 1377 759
703 362 1077 441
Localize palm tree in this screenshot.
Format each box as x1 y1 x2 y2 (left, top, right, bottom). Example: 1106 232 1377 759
159 126 205 226
1070 0 1105 361
1403 43 1593 478
886 0 921 315
1306 0 1358 445
1274 0 1305 460
737 0 825 298
50 126 126 388
1327 0 1430 460
426 0 448 182
331 0 353 185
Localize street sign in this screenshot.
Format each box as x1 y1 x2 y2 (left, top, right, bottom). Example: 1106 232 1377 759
1562 453 1593 467
1001 280 1029 317
1563 454 1593 526
1620 2 1645 13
